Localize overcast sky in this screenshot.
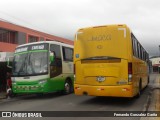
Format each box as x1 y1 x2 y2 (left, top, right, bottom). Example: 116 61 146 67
0 0 160 57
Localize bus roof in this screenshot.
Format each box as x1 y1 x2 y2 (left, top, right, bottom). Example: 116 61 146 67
16 41 74 49
77 24 128 31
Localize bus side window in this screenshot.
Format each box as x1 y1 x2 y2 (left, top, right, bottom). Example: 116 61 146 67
62 47 73 61
50 44 62 78
50 51 56 65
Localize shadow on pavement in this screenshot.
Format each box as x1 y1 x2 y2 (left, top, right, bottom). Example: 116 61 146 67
19 92 65 100
78 85 150 108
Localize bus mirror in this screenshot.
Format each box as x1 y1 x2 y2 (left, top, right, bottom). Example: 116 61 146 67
50 51 55 63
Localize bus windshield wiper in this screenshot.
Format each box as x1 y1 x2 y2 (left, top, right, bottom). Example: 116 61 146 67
27 52 35 74
17 55 28 75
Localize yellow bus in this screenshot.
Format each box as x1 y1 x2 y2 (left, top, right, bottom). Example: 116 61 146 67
74 24 149 98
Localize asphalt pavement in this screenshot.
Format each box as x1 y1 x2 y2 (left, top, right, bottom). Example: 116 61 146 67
0 74 159 120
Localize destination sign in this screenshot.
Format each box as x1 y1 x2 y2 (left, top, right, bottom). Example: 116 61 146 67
31 45 44 50
15 47 28 53
15 43 48 53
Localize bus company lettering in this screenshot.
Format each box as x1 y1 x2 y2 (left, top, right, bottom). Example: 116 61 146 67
90 34 111 41
32 45 44 50
16 47 28 53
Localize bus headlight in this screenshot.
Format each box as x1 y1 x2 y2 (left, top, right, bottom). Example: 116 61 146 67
12 80 16 85
11 77 16 85
39 80 47 84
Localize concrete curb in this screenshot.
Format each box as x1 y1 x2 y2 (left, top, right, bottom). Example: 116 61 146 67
141 74 160 120
151 75 160 112
0 92 6 100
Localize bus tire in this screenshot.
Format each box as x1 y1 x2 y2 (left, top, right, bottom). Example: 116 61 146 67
135 80 141 98
63 79 72 95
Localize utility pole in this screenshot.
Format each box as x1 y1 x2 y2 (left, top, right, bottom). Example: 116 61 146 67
159 45 160 57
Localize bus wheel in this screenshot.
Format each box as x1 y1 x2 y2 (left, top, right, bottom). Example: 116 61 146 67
135 81 141 98
64 80 71 95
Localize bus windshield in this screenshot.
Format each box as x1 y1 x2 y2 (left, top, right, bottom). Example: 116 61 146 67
12 51 48 76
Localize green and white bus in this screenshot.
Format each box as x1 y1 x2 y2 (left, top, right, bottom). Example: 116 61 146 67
11 41 74 95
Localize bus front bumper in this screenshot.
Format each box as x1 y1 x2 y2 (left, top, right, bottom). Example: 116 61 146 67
74 84 134 97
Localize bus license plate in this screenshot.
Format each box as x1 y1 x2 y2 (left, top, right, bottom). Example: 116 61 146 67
97 76 105 82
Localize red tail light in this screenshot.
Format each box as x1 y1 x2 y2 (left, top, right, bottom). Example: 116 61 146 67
128 62 132 82
128 62 132 74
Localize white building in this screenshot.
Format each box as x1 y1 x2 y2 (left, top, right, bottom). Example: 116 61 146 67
150 57 160 73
